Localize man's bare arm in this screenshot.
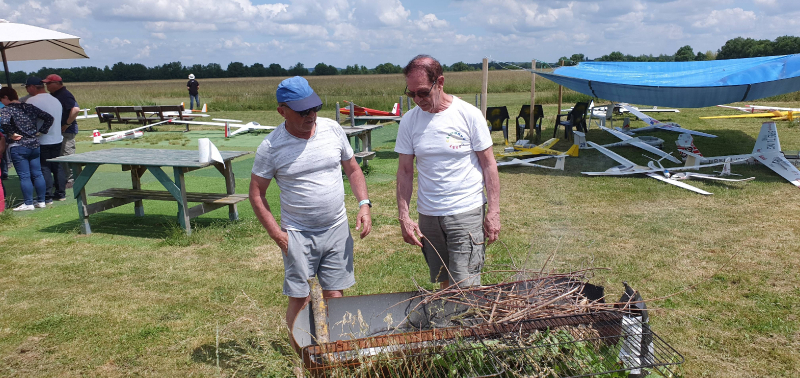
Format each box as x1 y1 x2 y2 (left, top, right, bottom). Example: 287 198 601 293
248 173 288 252
341 157 372 239
476 147 501 244
396 153 423 247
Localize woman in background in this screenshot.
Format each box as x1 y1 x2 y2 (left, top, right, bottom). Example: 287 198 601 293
0 87 54 211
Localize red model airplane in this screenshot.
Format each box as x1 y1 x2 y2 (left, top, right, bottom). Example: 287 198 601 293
339 101 400 117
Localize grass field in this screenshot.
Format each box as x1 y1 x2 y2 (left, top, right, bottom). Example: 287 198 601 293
1 74 799 377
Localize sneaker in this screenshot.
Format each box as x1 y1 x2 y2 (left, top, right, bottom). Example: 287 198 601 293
13 204 35 211
57 197 67 202
65 180 74 189
35 202 47 208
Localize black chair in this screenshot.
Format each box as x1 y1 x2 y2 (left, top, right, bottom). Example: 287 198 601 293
515 104 544 143
486 106 511 144
554 102 589 140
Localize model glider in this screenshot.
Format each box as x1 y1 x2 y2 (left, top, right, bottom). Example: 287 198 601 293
575 125 679 163
582 141 748 195
496 131 581 159
91 120 170 144
619 103 718 138
339 101 400 117
167 118 276 137
717 104 800 113
496 154 566 170
699 110 795 121
676 122 800 188
76 108 98 120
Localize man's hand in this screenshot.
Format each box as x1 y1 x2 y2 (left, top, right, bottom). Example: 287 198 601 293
484 211 501 245
10 133 21 141
399 217 424 247
355 205 372 239
270 230 289 255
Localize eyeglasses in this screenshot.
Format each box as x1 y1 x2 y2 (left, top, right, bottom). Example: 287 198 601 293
282 104 322 117
404 81 437 99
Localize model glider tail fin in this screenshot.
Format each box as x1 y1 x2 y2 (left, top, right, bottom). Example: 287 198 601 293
573 131 588 149
554 155 566 170
391 103 400 116
201 104 207 113
752 122 780 154
92 130 104 144
565 143 580 157
721 158 732 176
675 133 701 160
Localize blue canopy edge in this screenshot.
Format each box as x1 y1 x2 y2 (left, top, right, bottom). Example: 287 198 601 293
535 54 800 108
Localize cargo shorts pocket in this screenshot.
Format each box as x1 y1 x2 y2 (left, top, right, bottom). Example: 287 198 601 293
450 226 486 281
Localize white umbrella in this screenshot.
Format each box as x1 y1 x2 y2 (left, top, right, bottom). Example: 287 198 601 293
0 20 89 87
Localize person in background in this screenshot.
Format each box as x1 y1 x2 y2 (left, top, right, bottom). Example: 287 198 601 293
23 77 65 203
43 74 80 188
395 54 501 290
0 87 54 211
249 77 372 350
187 74 200 111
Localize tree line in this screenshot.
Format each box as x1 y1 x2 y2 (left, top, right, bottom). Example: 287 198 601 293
561 35 800 65
10 35 800 83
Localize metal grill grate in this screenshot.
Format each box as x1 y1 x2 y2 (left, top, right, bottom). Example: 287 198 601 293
302 311 683 378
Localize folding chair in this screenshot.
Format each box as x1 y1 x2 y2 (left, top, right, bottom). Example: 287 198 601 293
515 104 544 143
554 102 588 140
588 102 614 130
486 106 511 145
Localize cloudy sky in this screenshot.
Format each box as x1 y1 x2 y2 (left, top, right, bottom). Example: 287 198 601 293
4 0 799 72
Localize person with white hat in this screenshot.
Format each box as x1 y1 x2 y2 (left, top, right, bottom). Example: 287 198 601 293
186 74 200 111
249 76 372 349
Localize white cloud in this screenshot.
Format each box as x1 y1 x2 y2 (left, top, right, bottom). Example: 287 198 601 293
102 37 131 49
692 8 756 28
135 45 151 58
415 13 448 32
151 32 166 39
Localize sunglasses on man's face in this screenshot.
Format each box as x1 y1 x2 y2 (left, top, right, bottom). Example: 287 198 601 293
404 81 437 99
282 104 322 117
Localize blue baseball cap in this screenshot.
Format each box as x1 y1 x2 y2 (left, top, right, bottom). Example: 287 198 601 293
22 77 43 87
276 76 322 112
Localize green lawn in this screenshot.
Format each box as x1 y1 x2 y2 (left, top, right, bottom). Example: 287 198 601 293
1 102 799 377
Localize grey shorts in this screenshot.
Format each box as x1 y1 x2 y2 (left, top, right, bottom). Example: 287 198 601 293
418 205 485 287
282 220 355 298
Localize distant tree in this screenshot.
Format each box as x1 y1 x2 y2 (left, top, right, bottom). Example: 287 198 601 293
373 62 402 74
288 62 309 76
450 61 473 72
267 63 288 77
250 63 268 77
674 45 695 62
695 51 708 61
705 50 717 60
313 62 338 75
772 35 800 55
10 70 27 83
204 63 225 78
569 54 585 64
716 37 773 60
226 62 248 77
342 64 361 75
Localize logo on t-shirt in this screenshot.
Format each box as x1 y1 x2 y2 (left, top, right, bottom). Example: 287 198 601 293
445 131 468 149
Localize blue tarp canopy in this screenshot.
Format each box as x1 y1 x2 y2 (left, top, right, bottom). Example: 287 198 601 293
535 54 800 108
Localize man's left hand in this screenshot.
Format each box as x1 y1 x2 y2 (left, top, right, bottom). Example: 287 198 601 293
484 211 501 245
355 206 372 239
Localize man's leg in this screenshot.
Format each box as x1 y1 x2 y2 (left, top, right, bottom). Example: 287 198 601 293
60 132 76 186
39 144 59 203
441 206 486 288
418 214 451 288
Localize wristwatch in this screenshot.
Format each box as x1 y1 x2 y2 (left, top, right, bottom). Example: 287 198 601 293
358 199 372 208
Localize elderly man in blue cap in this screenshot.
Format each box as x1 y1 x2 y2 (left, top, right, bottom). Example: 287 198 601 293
249 76 372 345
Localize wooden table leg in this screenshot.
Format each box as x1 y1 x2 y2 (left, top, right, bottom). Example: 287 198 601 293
173 167 190 234
131 166 146 216
72 163 99 235
223 163 238 221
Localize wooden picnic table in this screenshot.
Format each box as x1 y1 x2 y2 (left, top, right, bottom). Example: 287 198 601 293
341 124 383 166
49 148 251 235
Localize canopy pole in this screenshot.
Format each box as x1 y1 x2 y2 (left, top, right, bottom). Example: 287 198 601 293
1 45 10 88
530 59 536 108
557 60 564 115
481 58 488 118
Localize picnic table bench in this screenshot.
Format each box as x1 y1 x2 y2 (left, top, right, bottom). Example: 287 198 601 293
342 124 383 166
49 148 251 235
95 105 196 131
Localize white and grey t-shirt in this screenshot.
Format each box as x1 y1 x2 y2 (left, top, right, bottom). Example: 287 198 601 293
252 117 354 232
395 96 493 216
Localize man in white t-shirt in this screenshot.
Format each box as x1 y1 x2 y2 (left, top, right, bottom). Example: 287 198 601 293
249 77 372 347
23 77 65 203
396 55 501 289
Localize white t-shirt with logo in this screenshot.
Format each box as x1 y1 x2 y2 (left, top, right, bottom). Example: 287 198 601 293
26 93 63 146
252 117 354 232
395 96 493 216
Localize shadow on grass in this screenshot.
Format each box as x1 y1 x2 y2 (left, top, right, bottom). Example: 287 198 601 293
191 339 295 376
375 150 399 160
38 212 232 239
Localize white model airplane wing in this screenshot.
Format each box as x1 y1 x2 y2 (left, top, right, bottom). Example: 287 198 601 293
100 120 170 137
754 151 800 188
753 122 780 153
619 103 660 126
599 126 682 164
645 172 713 195
653 123 718 138
677 173 756 182
587 141 637 166
497 155 559 166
